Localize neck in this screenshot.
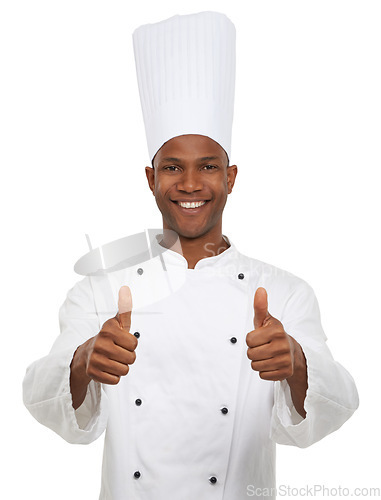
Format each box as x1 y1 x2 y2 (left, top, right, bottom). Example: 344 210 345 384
160 230 230 269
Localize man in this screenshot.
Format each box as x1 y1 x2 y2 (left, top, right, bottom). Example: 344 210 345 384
23 12 359 500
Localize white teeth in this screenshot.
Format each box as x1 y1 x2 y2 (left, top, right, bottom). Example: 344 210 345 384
177 201 206 209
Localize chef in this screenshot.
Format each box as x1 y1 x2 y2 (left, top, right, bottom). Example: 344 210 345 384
23 11 359 500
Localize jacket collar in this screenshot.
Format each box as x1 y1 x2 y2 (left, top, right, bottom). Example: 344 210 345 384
151 233 238 270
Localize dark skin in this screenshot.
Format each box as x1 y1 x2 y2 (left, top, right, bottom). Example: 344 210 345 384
70 134 307 417
249 287 307 418
145 134 237 269
70 286 137 410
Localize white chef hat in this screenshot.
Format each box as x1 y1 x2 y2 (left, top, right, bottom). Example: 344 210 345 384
133 11 236 162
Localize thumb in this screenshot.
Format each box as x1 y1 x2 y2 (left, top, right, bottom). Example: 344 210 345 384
117 286 133 331
253 287 269 329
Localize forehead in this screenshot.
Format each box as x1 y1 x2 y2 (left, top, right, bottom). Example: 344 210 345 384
154 134 228 165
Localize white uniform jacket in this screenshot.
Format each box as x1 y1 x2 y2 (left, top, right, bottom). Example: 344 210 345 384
23 235 359 500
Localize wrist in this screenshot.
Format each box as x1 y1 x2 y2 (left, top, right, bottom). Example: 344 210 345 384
70 340 92 409
71 342 91 381
287 337 307 386
285 337 308 418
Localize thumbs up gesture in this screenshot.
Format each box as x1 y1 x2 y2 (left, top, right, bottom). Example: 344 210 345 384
246 287 297 381
82 286 138 385
70 286 138 409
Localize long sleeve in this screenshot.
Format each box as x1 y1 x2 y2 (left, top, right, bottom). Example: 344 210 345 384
270 280 359 447
22 276 109 444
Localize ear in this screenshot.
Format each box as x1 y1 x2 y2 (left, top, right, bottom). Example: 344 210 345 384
227 164 238 194
145 166 155 195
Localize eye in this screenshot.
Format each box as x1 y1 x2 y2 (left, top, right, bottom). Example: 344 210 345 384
163 165 180 171
203 164 217 170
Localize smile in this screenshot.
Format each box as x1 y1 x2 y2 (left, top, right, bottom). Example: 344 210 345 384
171 200 210 214
177 201 206 209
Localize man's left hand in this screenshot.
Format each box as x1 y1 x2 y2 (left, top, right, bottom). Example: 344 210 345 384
246 287 308 417
246 287 298 381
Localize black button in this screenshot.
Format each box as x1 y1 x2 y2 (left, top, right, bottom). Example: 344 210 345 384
238 273 244 280
137 268 144 275
135 399 142 406
230 337 237 344
221 407 228 415
209 476 217 484
134 332 140 338
134 471 141 479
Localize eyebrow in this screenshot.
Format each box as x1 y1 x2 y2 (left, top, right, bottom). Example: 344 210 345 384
159 157 182 164
159 155 221 164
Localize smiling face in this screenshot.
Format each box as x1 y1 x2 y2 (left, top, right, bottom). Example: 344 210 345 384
145 134 237 241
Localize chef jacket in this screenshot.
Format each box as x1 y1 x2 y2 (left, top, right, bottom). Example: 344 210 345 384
23 235 359 500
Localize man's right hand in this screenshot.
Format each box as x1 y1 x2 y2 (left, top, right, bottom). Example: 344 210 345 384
70 286 137 409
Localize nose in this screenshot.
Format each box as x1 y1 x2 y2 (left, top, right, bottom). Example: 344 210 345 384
176 169 203 193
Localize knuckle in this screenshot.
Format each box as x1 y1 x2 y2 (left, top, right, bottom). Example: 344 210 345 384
100 319 120 337
91 340 103 352
121 365 129 377
88 351 98 366
272 318 282 328
282 353 292 367
130 335 138 350
101 318 115 330
273 329 285 341
129 351 137 364
273 344 288 356
86 365 97 379
92 343 111 359
98 329 113 342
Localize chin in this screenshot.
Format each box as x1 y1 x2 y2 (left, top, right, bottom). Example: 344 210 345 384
172 225 210 240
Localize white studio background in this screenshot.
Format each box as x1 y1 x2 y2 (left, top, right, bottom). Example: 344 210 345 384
1 1 380 499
